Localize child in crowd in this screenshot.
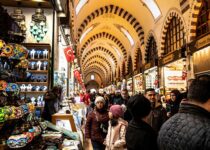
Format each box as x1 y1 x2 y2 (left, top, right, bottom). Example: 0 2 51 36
104 105 128 150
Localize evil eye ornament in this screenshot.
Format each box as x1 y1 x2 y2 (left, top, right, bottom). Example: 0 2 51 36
0 80 7 91
0 107 5 123
7 134 28 148
6 83 20 92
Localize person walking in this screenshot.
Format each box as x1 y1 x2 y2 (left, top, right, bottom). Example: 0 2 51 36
144 88 167 132
158 75 210 150
85 96 109 150
104 105 128 150
126 94 158 150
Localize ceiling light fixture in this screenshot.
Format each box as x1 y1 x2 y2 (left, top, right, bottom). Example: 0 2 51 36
76 0 88 15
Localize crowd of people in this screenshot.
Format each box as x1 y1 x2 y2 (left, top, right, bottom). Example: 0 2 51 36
83 74 210 150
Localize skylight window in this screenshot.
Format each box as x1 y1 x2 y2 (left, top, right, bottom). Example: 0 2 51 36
91 74 95 80
79 26 93 43
112 46 121 58
120 27 135 46
142 0 161 19
76 0 88 15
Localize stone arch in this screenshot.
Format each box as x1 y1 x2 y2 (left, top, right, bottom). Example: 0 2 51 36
83 55 113 69
145 32 158 65
134 46 143 72
188 0 205 41
84 61 109 73
82 46 118 65
160 8 187 56
126 56 133 75
84 71 103 82
121 61 126 79
77 5 144 45
80 32 127 59
84 66 106 79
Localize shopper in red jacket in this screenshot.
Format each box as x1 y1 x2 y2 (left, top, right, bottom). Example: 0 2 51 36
85 96 109 150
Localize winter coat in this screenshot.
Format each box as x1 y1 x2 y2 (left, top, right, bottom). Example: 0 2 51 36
126 119 158 150
85 109 109 144
158 103 210 150
147 102 167 132
104 118 128 150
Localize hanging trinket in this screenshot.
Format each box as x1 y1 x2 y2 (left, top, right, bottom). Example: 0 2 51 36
30 8 48 42
10 8 27 37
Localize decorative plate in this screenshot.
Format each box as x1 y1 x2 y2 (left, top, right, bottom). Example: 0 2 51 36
1 44 14 57
0 39 6 51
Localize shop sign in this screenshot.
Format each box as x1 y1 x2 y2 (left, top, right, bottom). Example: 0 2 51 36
134 70 139 75
144 63 151 70
190 33 210 53
195 34 210 49
159 50 180 66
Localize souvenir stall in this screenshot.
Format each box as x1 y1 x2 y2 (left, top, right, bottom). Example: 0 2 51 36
133 73 144 94
121 79 127 90
159 49 187 96
126 78 133 96
189 34 210 76
117 82 122 91
144 66 158 92
0 1 83 149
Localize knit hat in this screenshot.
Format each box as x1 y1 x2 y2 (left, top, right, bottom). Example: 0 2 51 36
128 94 151 118
110 105 124 118
95 96 105 105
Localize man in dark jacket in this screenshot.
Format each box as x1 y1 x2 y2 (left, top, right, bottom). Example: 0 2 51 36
126 94 158 150
145 88 167 132
120 89 132 122
158 75 210 150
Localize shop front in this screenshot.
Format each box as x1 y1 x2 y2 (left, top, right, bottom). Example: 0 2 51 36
144 63 159 92
133 73 144 94
127 77 133 96
189 33 210 76
159 49 187 95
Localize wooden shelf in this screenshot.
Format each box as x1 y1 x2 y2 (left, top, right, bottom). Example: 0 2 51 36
28 59 48 61
16 82 48 85
28 70 48 73
20 91 47 94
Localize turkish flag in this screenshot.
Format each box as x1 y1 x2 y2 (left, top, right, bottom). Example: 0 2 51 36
64 46 75 62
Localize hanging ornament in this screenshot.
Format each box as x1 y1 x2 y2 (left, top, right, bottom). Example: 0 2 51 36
10 8 27 37
30 8 48 42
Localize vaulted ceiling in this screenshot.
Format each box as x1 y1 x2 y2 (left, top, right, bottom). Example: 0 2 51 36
72 0 182 87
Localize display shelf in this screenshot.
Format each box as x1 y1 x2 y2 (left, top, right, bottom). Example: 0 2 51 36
28 59 48 61
20 91 47 94
16 82 48 85
28 70 48 73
